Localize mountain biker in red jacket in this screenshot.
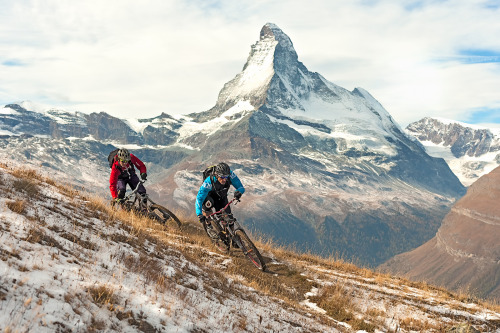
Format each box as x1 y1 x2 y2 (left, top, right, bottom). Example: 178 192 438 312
109 148 147 204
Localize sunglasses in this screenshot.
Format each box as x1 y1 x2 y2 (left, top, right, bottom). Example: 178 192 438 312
217 175 229 179
119 159 130 163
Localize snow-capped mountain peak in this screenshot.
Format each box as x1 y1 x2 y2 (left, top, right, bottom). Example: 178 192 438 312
213 24 285 112
199 23 404 158
260 23 296 53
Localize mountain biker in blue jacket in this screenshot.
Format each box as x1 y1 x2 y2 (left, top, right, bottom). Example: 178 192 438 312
195 162 245 227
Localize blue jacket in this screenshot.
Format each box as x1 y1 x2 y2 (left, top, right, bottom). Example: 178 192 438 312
195 170 245 216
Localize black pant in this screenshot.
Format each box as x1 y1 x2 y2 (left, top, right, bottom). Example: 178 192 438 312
117 174 146 199
203 195 231 214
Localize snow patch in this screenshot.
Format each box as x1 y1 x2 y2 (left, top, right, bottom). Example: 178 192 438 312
1 106 20 115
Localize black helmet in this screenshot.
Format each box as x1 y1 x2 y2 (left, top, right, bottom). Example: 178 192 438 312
117 148 131 162
214 162 230 177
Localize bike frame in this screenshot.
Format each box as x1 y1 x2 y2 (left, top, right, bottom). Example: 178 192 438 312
206 198 243 241
206 198 238 217
123 179 156 211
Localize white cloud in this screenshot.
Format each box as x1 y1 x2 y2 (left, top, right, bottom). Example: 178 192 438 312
0 0 499 127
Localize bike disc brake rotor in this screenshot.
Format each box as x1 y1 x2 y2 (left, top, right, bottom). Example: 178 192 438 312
152 207 170 221
206 228 219 240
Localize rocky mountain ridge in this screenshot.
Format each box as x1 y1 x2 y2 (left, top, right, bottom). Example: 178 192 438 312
0 102 182 146
406 117 500 186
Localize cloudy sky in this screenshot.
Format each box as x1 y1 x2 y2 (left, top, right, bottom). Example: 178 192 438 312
1 0 499 127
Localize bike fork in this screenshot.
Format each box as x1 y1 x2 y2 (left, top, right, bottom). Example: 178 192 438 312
226 227 243 250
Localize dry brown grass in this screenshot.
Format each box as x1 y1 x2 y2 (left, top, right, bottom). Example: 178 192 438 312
310 283 354 321
23 227 65 252
10 167 42 182
397 316 445 332
12 178 40 198
87 284 118 309
366 307 385 318
308 283 376 332
6 200 26 214
0 248 22 261
60 232 99 251
118 251 174 293
1 162 77 198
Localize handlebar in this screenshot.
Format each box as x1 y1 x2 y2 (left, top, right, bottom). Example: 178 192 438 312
206 198 239 217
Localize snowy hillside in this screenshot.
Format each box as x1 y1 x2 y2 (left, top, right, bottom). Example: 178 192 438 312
1 161 499 332
406 117 500 186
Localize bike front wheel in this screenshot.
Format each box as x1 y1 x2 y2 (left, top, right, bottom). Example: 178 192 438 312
149 204 182 229
234 229 266 271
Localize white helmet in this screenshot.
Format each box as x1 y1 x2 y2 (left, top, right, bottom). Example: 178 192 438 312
117 148 131 162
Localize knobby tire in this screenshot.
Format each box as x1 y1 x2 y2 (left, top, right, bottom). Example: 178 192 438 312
149 204 182 229
234 229 266 271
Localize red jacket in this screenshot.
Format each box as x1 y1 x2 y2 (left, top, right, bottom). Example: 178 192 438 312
109 153 147 199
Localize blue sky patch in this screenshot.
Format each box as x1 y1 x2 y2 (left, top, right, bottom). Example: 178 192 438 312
458 49 500 64
2 59 25 67
483 1 500 10
464 107 500 124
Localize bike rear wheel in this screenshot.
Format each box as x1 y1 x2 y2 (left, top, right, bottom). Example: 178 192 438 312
234 229 266 271
149 204 182 229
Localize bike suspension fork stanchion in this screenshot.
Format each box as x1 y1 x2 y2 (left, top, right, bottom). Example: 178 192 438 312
230 220 243 232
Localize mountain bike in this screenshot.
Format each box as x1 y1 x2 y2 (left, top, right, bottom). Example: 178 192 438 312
116 179 182 229
203 199 266 271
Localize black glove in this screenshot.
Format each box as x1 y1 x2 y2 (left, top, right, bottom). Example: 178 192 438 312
234 190 242 200
141 173 147 180
198 215 206 224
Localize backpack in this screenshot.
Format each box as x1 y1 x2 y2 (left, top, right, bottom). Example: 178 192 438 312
107 149 119 168
202 165 216 181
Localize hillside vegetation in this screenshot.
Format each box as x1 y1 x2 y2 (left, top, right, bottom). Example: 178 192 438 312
0 162 499 332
